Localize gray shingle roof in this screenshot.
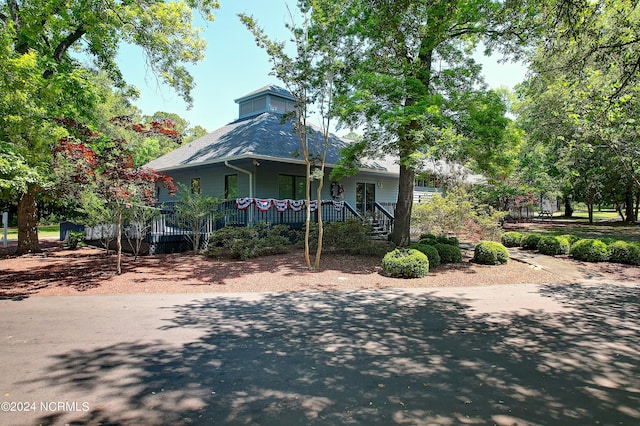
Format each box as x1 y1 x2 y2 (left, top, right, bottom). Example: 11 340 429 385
145 112 391 172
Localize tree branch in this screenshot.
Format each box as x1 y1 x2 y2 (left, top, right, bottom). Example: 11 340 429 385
53 24 86 63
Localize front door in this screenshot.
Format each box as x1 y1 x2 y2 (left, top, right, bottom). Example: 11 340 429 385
356 182 375 215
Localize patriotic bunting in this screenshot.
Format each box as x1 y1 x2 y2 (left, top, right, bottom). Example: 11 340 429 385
273 199 289 212
289 199 305 212
254 198 273 212
236 198 343 213
235 197 253 210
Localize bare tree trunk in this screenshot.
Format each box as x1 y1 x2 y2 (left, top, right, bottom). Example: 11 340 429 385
116 209 122 275
304 159 311 269
314 173 325 270
16 185 40 255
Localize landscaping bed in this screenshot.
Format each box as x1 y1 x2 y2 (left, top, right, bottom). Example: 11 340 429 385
0 239 570 300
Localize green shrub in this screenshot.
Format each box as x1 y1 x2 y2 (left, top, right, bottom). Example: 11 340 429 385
501 231 524 248
65 230 86 249
434 243 463 264
436 235 460 247
206 224 290 260
560 234 581 245
473 241 509 265
419 233 438 241
570 239 609 262
521 233 542 250
409 244 441 269
608 241 640 265
418 237 437 246
306 219 392 256
381 249 429 278
536 236 570 256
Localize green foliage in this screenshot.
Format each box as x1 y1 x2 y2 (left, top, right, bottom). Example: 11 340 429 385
434 243 463 264
381 249 429 279
307 220 394 256
409 244 441 269
412 188 507 240
172 184 221 253
436 235 460 247
65 230 86 249
570 239 609 262
419 233 438 241
206 223 290 260
501 231 524 248
560 234 581 245
473 241 509 265
607 241 640 266
536 236 570 256
521 234 542 250
1 0 218 253
321 219 372 252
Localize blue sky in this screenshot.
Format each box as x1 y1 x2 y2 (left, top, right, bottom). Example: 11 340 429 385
117 0 528 134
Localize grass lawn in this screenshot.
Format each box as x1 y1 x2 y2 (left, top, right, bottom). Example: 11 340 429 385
4 224 60 241
517 217 640 244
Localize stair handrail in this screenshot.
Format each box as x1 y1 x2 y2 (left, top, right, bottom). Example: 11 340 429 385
373 202 394 221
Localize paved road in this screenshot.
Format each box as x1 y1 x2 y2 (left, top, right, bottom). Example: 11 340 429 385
1 281 639 425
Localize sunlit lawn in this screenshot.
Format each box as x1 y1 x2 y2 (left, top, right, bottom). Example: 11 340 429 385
528 210 640 244
4 224 60 241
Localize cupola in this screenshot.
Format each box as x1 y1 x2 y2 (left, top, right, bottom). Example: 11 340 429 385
234 85 297 119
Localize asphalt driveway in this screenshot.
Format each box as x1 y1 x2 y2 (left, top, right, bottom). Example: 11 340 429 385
1 282 639 425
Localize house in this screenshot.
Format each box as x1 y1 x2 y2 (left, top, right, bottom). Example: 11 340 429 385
144 85 474 251
146 85 402 228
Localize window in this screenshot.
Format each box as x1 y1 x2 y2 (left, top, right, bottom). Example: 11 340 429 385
414 174 439 188
225 174 238 199
279 175 306 199
191 178 201 194
356 182 375 214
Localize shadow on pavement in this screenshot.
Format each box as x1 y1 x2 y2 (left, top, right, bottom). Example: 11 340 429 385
31 284 640 425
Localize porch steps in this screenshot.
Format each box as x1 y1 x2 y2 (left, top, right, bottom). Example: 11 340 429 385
370 220 390 240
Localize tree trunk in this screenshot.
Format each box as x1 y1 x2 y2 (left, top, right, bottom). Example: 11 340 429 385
16 185 40 255
563 195 573 218
116 209 122 275
314 173 325 270
624 182 635 222
304 159 311 269
391 162 414 247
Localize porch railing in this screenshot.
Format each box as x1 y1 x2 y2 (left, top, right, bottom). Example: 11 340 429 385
373 202 395 235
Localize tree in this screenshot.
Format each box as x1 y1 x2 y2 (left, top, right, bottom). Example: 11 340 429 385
240 0 341 270
522 0 640 192
0 0 219 255
172 183 221 253
323 0 517 246
53 118 177 274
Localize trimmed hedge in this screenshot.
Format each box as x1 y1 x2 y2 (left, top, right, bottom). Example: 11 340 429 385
473 241 509 265
436 235 460 247
560 234 581 245
501 231 524 248
537 235 571 256
382 249 429 278
570 239 609 262
521 233 542 250
409 244 441 269
434 243 463 264
608 241 640 265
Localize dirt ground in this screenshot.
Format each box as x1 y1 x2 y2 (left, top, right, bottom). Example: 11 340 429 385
1 238 638 300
